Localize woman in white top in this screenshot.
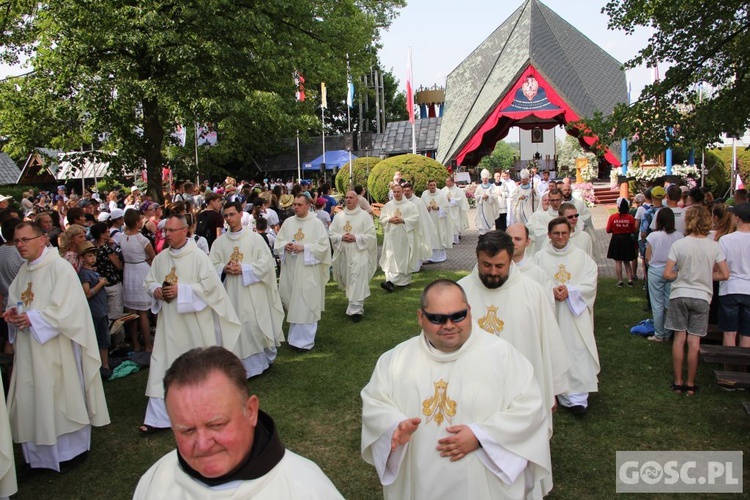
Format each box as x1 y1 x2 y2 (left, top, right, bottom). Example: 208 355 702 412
645 208 683 342
718 203 750 349
120 208 156 351
663 206 729 396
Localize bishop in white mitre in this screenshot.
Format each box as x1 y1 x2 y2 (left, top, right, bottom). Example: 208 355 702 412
511 169 539 226
475 169 499 235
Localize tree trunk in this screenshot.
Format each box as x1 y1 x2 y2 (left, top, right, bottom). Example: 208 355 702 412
142 96 165 204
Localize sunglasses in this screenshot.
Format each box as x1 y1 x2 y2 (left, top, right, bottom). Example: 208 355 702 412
421 308 469 325
566 214 580 219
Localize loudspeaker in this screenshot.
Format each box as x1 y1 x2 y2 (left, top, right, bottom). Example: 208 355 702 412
344 132 357 151
360 132 373 150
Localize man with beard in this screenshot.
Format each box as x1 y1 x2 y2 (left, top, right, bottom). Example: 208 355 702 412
379 184 419 291
421 179 453 263
534 217 599 416
274 195 331 351
511 169 538 225
458 231 569 450
402 182 435 268
329 191 377 322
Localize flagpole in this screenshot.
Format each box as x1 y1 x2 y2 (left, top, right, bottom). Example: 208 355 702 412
321 82 327 184
406 47 416 154
194 122 199 186
296 129 301 183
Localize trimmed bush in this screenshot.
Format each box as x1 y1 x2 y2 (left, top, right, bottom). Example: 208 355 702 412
334 157 381 194
367 154 450 203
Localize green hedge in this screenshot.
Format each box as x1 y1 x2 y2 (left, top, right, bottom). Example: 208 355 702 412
334 157 381 194
367 154 450 203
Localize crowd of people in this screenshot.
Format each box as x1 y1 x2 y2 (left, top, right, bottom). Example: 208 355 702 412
0 169 747 498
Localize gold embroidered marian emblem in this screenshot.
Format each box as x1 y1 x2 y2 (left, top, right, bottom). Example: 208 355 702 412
429 199 437 209
393 209 402 218
21 282 34 307
478 305 504 334
554 264 572 285
294 228 305 242
343 220 352 234
164 266 179 285
422 379 457 426
229 246 244 264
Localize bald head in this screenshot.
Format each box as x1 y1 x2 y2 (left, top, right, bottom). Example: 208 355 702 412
505 223 530 261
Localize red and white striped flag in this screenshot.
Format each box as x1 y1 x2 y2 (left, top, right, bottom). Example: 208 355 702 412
406 47 414 124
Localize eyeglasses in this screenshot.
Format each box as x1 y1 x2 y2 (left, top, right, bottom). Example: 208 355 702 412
13 235 43 246
566 214 580 219
164 227 187 233
421 308 469 325
223 212 238 218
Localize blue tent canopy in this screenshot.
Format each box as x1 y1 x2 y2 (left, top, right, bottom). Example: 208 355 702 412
303 150 357 170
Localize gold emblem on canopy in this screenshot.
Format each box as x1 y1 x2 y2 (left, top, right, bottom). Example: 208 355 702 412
554 264 571 285
21 282 34 307
294 228 305 242
164 266 179 285
478 305 504 334
229 246 244 264
422 379 457 426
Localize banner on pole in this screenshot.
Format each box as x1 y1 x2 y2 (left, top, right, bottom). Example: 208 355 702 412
171 124 187 147
294 71 306 101
406 48 414 124
197 123 218 147
321 82 328 109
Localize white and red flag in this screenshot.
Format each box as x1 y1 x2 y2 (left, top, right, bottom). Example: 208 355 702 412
406 47 414 124
294 71 305 102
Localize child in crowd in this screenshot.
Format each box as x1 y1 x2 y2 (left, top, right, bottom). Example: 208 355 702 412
314 198 331 232
78 242 111 378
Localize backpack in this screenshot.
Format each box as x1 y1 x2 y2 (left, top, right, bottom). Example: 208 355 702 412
195 210 212 239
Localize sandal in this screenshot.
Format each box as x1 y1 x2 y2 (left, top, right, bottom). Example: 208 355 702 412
684 385 699 396
139 425 169 436
671 383 683 394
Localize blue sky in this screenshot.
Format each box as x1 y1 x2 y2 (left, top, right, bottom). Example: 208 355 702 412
378 0 657 102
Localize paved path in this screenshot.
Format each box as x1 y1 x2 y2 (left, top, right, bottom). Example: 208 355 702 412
423 205 619 278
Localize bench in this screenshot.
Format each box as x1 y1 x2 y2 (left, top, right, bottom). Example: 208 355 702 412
714 371 750 390
700 345 750 366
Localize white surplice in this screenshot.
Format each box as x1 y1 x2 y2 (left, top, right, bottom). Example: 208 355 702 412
511 183 539 225
361 330 551 500
405 194 435 267
525 207 559 257
421 190 454 254
441 185 469 240
379 198 419 286
474 183 499 234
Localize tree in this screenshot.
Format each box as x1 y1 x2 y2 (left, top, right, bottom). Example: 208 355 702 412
584 0 750 160
477 141 518 172
0 0 405 202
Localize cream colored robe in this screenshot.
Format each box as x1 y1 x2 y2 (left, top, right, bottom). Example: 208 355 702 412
441 185 469 234
537 229 594 260
421 190 454 250
0 371 17 498
405 194 436 265
7 248 109 457
534 244 600 394
379 198 419 277
525 207 558 257
144 239 242 400
210 229 285 357
512 183 539 225
329 206 377 303
459 265 570 429
474 183 499 234
134 449 344 499
361 331 550 500
273 213 331 323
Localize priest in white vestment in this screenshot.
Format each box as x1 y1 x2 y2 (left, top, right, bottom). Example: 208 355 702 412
512 169 539 226
274 194 331 351
0 371 17 497
379 184 419 290
494 173 512 231
536 203 594 259
329 191 377 322
560 183 596 242
210 201 285 378
135 347 344 499
4 222 110 471
525 188 564 257
475 169 499 235
403 183 435 268
441 176 469 243
143 215 242 431
421 179 453 262
534 217 599 416
361 280 550 500
506 224 553 289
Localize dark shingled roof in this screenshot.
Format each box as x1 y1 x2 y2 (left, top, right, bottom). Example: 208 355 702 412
0 153 21 185
438 0 627 165
372 118 441 156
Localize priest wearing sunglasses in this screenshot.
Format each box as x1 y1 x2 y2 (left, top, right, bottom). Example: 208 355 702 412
361 279 550 500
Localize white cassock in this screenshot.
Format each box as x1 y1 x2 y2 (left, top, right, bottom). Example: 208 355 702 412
379 198 419 287
514 256 553 290
525 207 559 257
144 239 242 427
534 243 599 408
441 185 469 243
567 195 596 242
421 189 453 262
474 183 499 235
512 184 539 225
7 247 110 471
274 213 331 350
537 229 594 260
329 206 378 316
135 413 344 500
405 194 436 268
0 371 17 498
210 228 285 377
361 330 551 500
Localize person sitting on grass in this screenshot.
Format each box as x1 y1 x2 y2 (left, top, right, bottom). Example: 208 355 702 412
663 206 729 396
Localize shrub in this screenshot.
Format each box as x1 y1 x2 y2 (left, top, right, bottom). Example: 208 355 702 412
367 154 450 203
334 157 381 194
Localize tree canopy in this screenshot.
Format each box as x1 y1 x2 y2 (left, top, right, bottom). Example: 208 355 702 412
477 141 518 172
585 0 750 160
0 0 405 201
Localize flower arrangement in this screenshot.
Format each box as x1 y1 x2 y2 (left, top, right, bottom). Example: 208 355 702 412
614 163 700 182
464 183 477 208
572 182 596 207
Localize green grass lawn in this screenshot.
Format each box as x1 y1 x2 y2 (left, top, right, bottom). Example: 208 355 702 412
9 272 750 499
